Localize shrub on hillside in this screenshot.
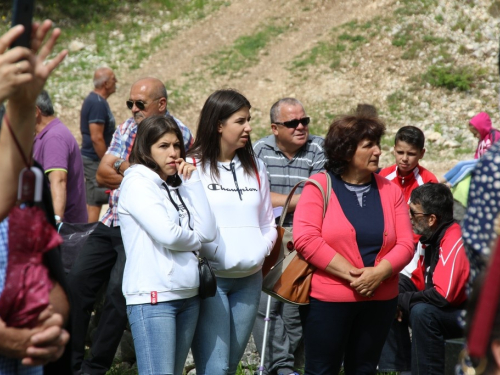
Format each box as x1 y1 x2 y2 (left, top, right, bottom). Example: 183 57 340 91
422 65 474 91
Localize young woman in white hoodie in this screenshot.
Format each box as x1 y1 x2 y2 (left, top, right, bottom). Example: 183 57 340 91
188 90 277 375
117 115 216 375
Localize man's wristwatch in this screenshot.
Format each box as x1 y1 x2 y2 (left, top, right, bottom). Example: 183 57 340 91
113 159 125 175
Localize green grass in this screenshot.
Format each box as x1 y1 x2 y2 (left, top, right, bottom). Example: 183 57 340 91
392 24 417 47
106 363 138 375
380 133 395 150
401 41 424 60
292 29 369 72
394 0 438 16
454 146 475 155
338 33 367 50
451 16 467 32
422 65 475 91
341 20 373 31
423 34 446 45
343 20 359 30
29 0 226 107
386 90 407 114
209 23 286 76
292 40 343 70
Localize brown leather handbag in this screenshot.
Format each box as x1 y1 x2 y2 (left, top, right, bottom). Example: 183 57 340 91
262 172 331 305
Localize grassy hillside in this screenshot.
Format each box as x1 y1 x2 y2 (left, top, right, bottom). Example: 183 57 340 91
2 0 494 177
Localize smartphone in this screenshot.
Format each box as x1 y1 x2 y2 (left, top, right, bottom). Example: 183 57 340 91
11 0 35 48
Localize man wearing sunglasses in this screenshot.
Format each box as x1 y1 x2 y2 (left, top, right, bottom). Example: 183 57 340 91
68 77 193 375
80 67 117 223
378 183 470 374
252 98 324 375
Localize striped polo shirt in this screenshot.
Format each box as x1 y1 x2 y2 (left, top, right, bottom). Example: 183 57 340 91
253 134 325 226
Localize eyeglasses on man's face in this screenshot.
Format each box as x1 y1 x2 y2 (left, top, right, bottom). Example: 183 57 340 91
126 98 160 111
409 208 431 218
274 117 310 129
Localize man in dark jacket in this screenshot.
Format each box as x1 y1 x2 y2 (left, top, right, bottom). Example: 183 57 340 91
378 183 470 374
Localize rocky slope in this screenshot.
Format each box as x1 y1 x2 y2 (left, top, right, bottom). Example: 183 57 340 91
44 0 500 177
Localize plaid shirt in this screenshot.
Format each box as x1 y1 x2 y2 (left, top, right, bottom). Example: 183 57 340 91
0 218 43 374
101 111 193 227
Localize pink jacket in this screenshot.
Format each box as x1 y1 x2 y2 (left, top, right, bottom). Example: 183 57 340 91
470 112 500 159
293 172 414 302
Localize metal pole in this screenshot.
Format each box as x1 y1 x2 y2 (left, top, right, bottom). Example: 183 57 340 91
258 295 272 375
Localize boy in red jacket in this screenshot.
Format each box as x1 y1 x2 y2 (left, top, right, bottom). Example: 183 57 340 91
379 126 438 206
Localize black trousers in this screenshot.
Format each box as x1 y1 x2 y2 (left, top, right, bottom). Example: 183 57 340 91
378 303 464 374
299 297 397 375
67 223 127 375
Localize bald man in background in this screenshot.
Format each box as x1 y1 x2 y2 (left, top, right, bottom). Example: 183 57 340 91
80 67 117 222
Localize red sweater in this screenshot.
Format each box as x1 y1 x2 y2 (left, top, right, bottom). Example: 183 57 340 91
379 164 438 206
293 172 414 302
400 223 469 307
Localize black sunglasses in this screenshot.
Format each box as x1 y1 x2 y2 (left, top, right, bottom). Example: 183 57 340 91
409 208 431 218
274 117 310 129
126 98 160 111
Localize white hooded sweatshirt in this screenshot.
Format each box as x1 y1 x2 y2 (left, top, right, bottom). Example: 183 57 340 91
118 164 216 305
192 155 277 278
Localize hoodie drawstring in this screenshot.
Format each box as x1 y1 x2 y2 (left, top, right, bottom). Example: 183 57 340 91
162 182 193 230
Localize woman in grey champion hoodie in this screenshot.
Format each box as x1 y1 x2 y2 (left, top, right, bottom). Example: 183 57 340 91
118 116 216 375
188 90 277 375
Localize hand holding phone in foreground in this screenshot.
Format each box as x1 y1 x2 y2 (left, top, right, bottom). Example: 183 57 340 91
0 20 67 222
5 20 67 105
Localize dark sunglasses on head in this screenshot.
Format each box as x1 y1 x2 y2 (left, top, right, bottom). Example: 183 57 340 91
274 117 310 129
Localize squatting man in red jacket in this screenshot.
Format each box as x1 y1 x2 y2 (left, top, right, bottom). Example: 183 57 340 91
378 183 470 374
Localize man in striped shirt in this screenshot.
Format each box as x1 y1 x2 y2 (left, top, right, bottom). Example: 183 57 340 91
252 98 324 375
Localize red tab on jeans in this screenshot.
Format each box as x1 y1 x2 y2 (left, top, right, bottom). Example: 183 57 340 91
151 291 157 305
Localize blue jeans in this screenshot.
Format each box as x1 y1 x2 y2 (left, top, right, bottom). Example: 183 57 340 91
127 296 200 375
444 159 478 187
378 303 463 374
191 271 262 375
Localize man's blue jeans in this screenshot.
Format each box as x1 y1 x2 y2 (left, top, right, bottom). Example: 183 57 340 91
191 271 262 375
378 303 464 374
127 296 200 375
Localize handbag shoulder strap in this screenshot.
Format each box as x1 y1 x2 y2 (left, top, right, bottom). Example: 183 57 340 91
279 171 331 227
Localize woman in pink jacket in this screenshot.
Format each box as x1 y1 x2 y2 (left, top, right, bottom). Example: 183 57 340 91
293 115 414 375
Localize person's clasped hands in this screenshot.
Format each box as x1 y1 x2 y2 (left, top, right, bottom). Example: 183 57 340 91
0 305 69 366
348 260 394 298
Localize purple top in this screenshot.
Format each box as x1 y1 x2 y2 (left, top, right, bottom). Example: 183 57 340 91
33 118 88 223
